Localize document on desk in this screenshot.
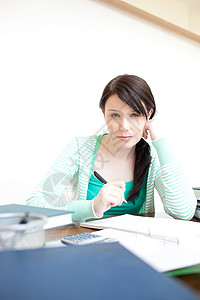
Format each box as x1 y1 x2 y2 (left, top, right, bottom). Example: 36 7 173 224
80 214 200 246
96 228 200 273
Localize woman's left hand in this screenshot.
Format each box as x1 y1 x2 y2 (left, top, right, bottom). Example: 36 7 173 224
143 114 164 141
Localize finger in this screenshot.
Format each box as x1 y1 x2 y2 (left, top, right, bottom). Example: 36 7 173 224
101 183 125 205
110 181 125 192
142 131 146 138
105 194 122 207
101 183 124 197
107 191 124 206
143 130 148 140
107 185 125 202
109 182 126 204
109 188 125 205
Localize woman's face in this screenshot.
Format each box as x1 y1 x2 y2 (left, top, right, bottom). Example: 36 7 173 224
103 94 149 149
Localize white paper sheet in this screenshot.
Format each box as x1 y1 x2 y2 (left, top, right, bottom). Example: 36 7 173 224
97 228 200 272
81 214 200 246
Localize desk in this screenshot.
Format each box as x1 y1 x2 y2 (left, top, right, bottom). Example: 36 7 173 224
46 221 200 296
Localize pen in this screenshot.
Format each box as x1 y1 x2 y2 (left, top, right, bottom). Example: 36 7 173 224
93 171 107 184
93 171 127 203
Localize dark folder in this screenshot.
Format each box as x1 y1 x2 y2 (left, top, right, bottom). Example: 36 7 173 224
0 243 198 300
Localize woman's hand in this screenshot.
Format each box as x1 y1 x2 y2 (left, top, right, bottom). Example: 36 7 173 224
143 114 164 141
93 181 125 217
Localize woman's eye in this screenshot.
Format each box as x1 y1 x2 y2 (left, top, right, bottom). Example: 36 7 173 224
130 113 139 117
111 113 120 118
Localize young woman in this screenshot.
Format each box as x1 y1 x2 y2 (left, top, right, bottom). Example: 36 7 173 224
26 74 197 221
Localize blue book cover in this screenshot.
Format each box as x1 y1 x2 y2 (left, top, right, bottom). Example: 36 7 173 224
0 204 73 229
0 242 198 300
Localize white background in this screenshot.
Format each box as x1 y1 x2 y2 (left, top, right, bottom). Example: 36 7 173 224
0 0 199 211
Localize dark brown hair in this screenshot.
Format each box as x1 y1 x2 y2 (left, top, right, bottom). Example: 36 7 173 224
99 74 156 202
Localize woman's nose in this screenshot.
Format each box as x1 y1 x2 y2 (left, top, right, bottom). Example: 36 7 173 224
119 117 129 131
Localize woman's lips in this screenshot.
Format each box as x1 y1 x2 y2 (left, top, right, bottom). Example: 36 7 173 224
117 136 132 141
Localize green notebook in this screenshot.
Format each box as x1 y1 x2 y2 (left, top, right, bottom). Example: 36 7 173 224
166 264 200 276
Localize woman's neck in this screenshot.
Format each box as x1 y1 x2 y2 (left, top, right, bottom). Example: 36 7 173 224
102 134 136 161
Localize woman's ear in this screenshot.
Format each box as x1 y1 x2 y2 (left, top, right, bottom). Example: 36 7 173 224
102 109 105 118
147 108 154 119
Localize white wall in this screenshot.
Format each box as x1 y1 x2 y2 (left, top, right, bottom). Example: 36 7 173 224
0 0 200 210
124 0 189 29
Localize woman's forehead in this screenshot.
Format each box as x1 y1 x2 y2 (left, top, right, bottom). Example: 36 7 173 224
105 94 147 114
105 94 132 110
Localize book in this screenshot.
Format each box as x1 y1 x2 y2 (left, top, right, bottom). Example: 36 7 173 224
193 187 200 220
166 264 200 277
80 214 200 246
0 204 73 229
0 242 198 299
194 206 200 220
197 199 200 207
193 187 200 200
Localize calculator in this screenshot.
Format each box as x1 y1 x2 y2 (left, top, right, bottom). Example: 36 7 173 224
61 232 107 246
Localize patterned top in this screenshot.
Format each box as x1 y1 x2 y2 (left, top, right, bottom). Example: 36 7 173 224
26 135 197 222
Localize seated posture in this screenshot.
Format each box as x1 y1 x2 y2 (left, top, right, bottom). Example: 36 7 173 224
26 74 196 221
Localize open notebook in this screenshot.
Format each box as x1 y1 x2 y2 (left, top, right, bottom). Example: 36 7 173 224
80 214 200 246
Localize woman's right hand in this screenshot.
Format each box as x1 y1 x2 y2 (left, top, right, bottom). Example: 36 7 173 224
93 181 125 217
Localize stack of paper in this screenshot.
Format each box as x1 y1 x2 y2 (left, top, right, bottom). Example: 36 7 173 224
81 214 200 246
96 228 200 272
80 214 200 272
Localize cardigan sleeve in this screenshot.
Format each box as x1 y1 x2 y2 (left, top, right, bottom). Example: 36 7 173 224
26 136 99 222
26 137 80 210
152 138 197 220
67 200 97 222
